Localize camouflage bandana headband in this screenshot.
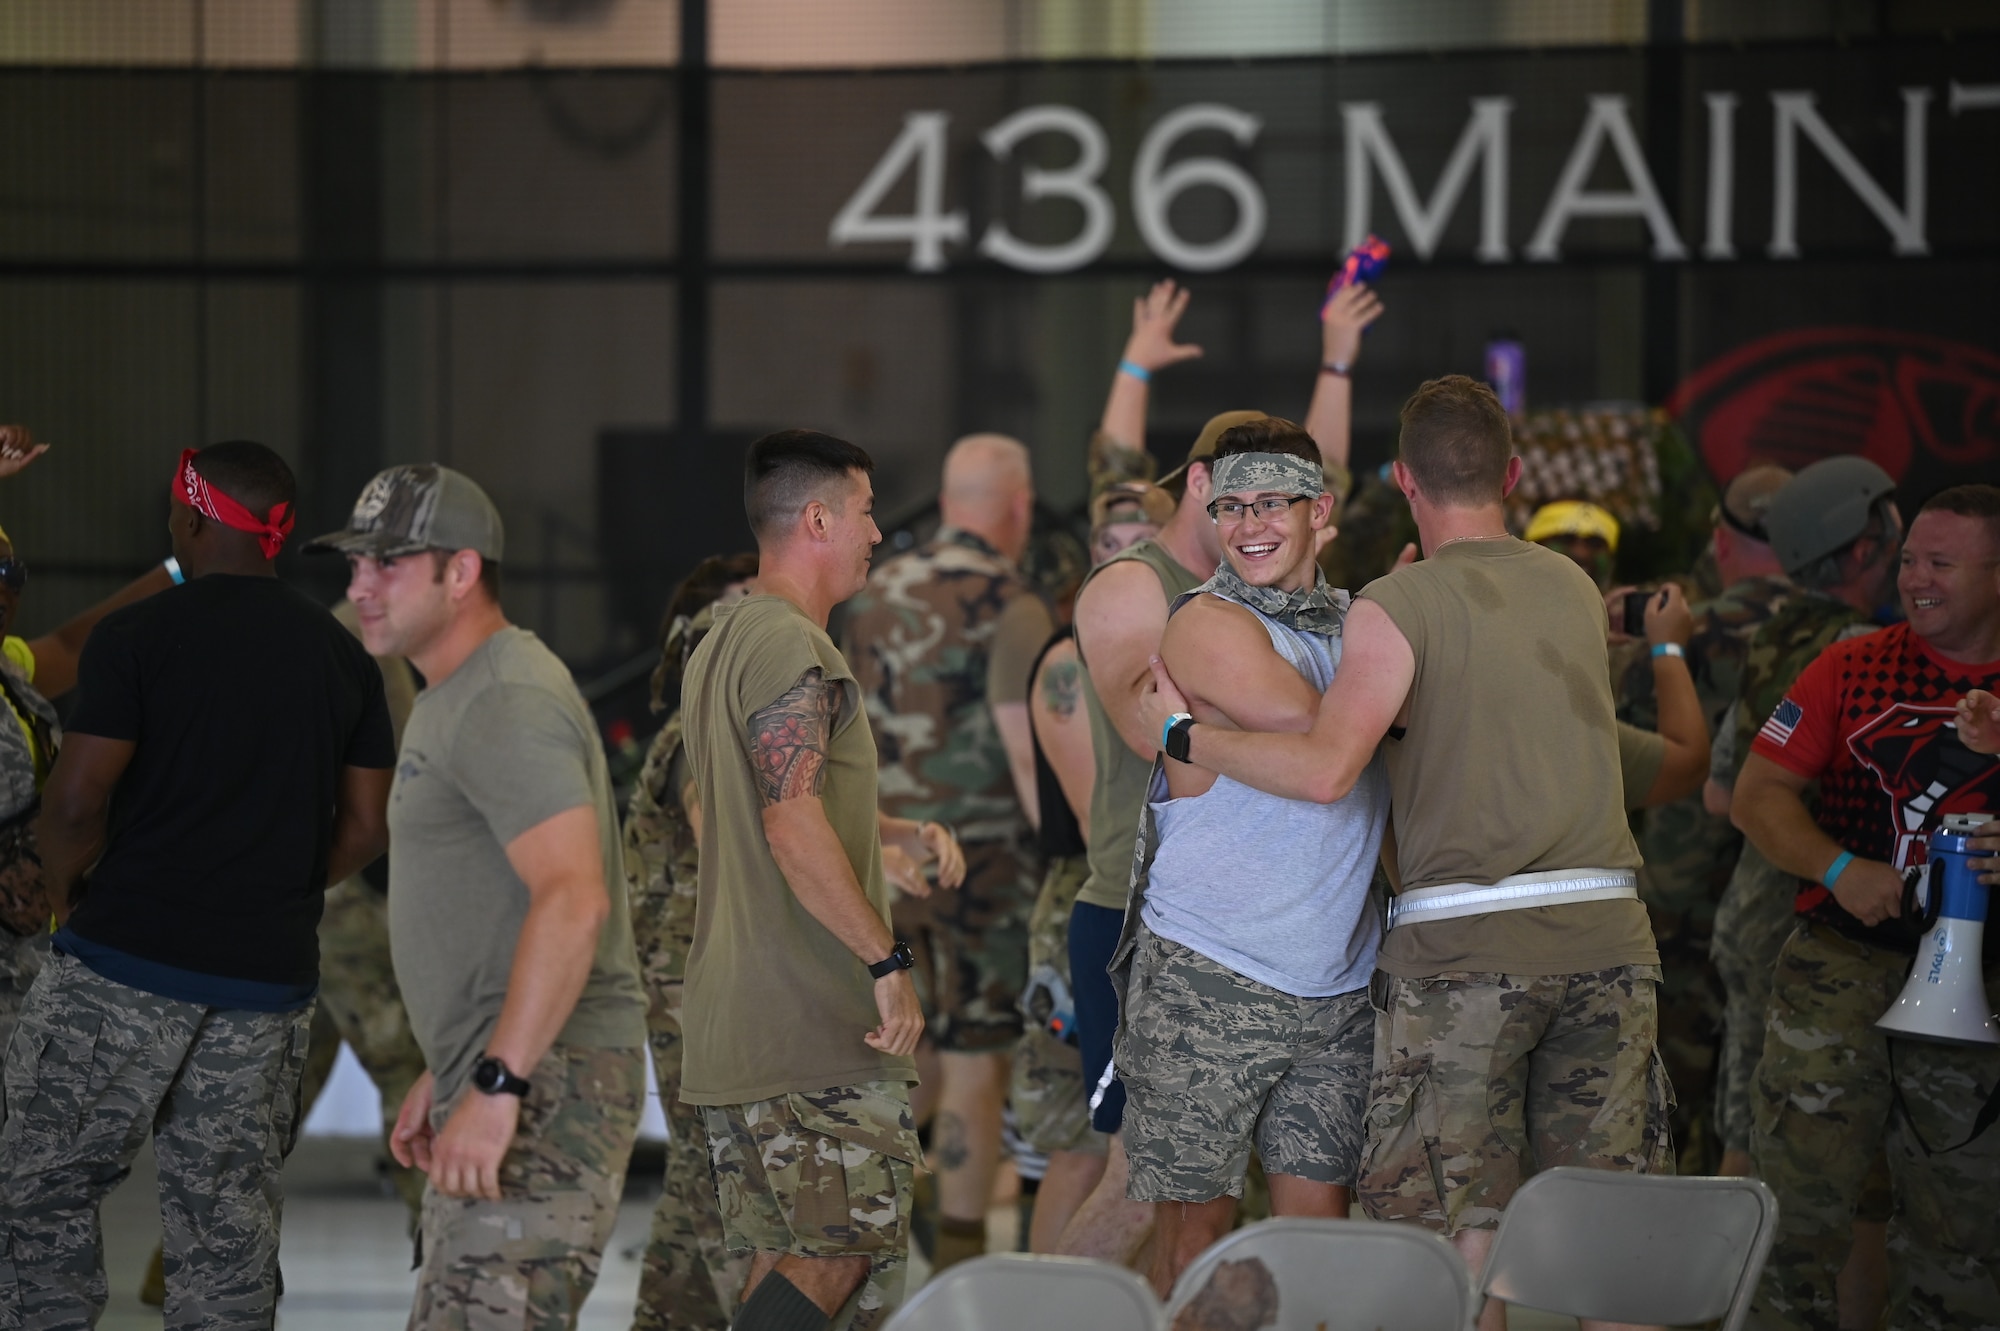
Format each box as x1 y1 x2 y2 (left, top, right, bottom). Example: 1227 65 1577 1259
1208 451 1324 502
1200 560 1349 637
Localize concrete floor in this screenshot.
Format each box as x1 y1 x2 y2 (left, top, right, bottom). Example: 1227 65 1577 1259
85 1136 1581 1329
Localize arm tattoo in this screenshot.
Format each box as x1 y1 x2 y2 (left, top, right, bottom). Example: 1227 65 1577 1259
748 667 844 806
1039 659 1082 719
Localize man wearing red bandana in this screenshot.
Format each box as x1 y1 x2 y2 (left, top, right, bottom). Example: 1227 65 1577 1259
0 441 395 1328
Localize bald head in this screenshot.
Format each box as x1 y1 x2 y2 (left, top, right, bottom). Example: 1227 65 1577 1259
939 433 1035 561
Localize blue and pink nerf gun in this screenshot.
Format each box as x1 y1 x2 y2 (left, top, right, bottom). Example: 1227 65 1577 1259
1321 234 1391 318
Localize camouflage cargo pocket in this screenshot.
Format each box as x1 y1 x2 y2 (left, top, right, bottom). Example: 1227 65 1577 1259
1642 1048 1678 1175
1356 1052 1446 1228
4 1008 103 1144
781 1085 918 1257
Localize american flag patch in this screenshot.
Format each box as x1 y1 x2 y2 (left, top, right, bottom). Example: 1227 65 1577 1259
1760 698 1803 746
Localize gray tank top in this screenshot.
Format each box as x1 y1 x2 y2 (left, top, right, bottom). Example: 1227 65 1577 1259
1138 590 1389 998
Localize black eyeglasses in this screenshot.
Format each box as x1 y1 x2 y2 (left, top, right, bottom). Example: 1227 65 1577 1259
0 557 23 592
1207 495 1309 523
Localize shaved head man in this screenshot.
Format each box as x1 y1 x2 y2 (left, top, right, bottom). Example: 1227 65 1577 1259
844 429 1053 1270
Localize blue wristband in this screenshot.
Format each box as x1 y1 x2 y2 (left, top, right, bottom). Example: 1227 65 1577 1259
1651 642 1684 660
163 556 185 585
1118 359 1152 384
1821 850 1856 889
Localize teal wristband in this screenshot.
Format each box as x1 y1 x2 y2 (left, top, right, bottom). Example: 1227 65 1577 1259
1821 850 1856 889
1118 359 1152 384
1651 642 1684 660
163 556 185 585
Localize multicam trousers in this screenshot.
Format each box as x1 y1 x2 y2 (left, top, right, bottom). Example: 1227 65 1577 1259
702 1081 920 1331
408 1044 644 1331
1749 922 2000 1331
1359 964 1675 1234
1712 843 1807 1156
0 951 313 1330
1009 856 1101 1157
295 878 429 1221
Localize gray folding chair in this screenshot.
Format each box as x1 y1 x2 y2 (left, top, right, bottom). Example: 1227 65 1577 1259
1481 1167 1779 1331
1167 1218 1478 1331
886 1252 1165 1331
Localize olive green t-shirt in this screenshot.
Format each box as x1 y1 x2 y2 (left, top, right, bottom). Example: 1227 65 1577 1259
1075 540 1203 912
388 628 647 1110
679 595 917 1104
1362 538 1657 977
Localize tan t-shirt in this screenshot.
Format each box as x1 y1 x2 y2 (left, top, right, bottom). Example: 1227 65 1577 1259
679 594 917 1104
1363 538 1657 977
1075 540 1203 912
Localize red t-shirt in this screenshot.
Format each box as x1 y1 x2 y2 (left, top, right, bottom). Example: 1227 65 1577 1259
1749 622 2000 951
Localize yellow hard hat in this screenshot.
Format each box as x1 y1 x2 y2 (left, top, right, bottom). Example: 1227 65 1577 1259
1525 500 1620 554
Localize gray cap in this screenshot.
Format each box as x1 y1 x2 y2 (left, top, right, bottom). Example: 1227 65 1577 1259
1762 455 1895 575
304 464 505 561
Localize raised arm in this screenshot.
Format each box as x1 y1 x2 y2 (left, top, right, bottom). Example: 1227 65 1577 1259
1302 282 1384 473
1144 596 1412 804
1072 560 1173 763
1097 280 1203 461
755 667 923 1058
26 564 175 699
1634 585 1708 806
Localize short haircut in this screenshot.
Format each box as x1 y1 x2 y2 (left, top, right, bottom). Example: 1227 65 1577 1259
1917 483 2000 552
1211 417 1322 469
744 429 875 541
193 440 296 518
1793 497 1897 592
1396 375 1514 506
427 548 503 603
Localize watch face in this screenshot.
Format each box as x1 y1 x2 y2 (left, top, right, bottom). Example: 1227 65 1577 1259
473 1059 500 1091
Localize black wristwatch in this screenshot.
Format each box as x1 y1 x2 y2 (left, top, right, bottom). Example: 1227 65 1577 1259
869 940 916 980
472 1056 531 1098
1163 712 1196 764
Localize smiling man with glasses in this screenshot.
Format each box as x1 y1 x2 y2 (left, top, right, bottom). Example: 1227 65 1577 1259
1113 417 1391 1297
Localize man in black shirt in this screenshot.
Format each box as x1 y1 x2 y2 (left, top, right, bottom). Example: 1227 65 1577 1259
1 441 394 1328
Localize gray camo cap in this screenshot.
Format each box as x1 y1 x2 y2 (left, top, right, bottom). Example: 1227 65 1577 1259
304 464 505 561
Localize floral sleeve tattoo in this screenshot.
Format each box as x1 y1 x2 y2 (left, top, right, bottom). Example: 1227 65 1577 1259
748 667 844 806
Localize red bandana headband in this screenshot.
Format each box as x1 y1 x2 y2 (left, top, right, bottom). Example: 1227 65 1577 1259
174 449 295 559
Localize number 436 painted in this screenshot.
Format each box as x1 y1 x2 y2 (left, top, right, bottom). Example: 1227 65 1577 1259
829 105 1267 275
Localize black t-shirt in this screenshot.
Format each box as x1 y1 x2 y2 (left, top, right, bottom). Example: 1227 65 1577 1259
64 574 395 985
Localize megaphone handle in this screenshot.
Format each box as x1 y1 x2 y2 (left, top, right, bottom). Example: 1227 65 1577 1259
1903 865 1943 930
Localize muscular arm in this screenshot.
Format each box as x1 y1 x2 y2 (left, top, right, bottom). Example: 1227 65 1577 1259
26 564 174 699
1030 642 1094 833
1161 596 1327 798
1733 752 1904 927
1170 598 1413 804
483 805 612 1079
325 765 392 887
755 667 921 1055
1073 561 1172 763
34 732 134 922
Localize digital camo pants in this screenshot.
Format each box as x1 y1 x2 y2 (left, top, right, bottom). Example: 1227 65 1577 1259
1749 922 2000 1331
0 951 312 1331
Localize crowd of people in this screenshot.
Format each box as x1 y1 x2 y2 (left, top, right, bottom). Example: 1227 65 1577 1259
0 271 1993 1331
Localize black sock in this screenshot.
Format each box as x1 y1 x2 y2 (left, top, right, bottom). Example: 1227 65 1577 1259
732 1271 831 1331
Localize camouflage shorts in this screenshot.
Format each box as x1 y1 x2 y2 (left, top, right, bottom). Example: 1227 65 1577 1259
1358 964 1674 1235
1117 928 1372 1202
893 839 1035 1052
409 1044 644 1331
1010 856 1103 1157
701 1081 921 1331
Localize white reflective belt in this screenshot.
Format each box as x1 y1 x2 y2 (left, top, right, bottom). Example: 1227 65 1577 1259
1387 868 1639 930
